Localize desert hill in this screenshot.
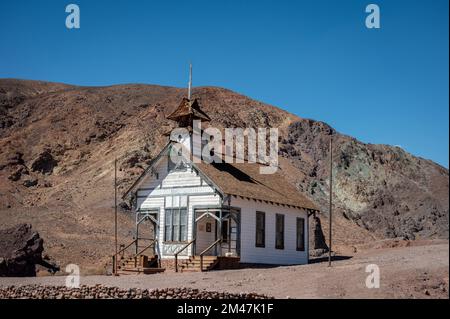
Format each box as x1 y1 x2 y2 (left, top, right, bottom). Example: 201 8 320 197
0 79 448 272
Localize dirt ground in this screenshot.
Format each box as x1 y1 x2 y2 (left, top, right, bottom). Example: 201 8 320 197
1 241 448 299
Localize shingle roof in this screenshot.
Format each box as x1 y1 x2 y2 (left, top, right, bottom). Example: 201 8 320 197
123 141 319 211
166 98 211 122
195 161 318 210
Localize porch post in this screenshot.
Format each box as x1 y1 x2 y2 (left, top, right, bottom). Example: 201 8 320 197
135 212 139 255
228 197 231 253
155 219 161 267
218 210 222 256
193 210 197 256
237 209 241 256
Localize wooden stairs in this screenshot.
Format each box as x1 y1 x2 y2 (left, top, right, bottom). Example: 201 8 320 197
180 256 219 272
117 255 165 275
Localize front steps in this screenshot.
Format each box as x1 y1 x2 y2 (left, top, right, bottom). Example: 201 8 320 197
180 256 219 272
117 255 165 275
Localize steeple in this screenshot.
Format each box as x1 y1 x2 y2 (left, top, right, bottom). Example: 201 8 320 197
166 64 211 129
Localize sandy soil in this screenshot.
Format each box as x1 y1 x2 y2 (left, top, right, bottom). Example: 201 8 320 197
1 242 448 299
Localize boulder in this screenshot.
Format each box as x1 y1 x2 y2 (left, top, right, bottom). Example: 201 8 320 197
31 149 58 174
23 177 38 187
0 224 59 276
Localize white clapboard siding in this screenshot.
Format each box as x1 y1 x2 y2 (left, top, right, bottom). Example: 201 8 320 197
232 197 308 265
139 197 164 211
137 155 214 210
133 153 309 264
135 155 220 259
161 170 202 188
138 156 169 189
137 186 215 198
138 156 202 189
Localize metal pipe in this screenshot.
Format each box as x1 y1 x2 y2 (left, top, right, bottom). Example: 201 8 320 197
328 137 333 267
114 158 118 275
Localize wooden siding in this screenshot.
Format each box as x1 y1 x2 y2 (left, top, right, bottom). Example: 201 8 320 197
134 155 309 264
138 196 164 210
137 156 203 190
232 197 308 265
136 156 221 259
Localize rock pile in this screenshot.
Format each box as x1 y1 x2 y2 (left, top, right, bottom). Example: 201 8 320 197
0 285 272 299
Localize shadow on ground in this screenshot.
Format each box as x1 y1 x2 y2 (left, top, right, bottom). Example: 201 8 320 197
309 255 353 264
214 256 353 270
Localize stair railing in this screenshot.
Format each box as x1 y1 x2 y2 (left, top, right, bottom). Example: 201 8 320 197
199 238 222 272
174 239 196 272
131 239 157 268
111 238 137 275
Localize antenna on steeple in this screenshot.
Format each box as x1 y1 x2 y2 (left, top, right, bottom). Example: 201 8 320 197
188 63 192 100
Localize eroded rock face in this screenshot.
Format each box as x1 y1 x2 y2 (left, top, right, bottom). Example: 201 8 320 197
0 224 59 277
281 121 449 240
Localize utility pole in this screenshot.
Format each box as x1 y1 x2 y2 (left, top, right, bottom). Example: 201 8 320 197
328 136 333 267
114 158 118 275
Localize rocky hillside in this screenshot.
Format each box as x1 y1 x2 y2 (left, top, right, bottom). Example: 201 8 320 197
280 121 448 239
0 79 448 270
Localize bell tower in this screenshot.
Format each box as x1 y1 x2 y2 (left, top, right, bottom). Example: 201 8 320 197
166 64 211 158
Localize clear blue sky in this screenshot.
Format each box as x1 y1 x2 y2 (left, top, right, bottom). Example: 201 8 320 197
1 0 448 167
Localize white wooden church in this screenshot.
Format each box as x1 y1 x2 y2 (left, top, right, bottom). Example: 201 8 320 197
116 84 319 274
